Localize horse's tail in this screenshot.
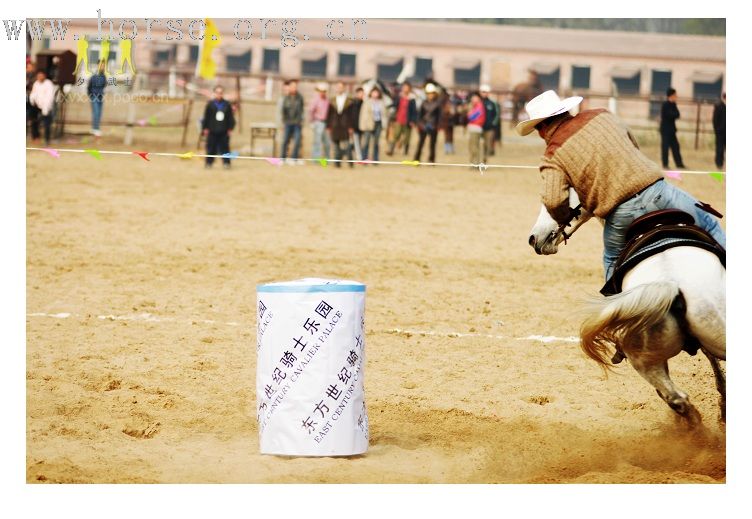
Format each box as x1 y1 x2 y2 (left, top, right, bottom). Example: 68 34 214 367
580 282 681 370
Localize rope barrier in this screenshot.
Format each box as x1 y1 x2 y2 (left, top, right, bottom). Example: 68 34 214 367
26 147 726 177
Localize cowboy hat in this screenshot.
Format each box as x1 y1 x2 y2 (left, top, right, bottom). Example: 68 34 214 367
515 90 583 136
479 84 491 93
424 83 439 94
315 82 328 92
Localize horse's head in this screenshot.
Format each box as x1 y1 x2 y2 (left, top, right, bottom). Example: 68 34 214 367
529 188 592 255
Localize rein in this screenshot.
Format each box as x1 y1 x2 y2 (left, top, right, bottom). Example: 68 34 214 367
554 204 582 244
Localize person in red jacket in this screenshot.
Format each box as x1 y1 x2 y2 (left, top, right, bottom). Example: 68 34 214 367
467 92 486 165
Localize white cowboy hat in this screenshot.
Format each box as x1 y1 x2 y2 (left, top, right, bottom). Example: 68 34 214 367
424 83 439 94
315 82 328 92
479 84 491 93
515 90 583 136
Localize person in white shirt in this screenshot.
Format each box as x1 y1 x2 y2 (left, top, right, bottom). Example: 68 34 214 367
28 70 57 144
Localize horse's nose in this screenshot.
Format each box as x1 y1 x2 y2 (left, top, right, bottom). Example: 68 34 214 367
528 235 536 247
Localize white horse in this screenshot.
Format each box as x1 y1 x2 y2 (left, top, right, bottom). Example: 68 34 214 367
529 189 726 425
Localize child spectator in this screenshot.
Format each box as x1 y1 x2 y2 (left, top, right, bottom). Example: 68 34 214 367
467 92 486 166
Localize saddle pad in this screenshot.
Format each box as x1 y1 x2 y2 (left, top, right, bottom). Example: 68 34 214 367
601 236 725 296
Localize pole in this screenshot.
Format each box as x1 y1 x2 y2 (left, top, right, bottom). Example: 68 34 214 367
236 74 243 135
181 98 192 147
124 102 135 146
694 100 701 150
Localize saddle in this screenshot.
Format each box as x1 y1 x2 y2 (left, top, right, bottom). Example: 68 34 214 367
601 209 726 297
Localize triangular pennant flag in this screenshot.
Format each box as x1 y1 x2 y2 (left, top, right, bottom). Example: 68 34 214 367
401 160 420 166
133 151 150 161
222 151 239 160
137 119 147 127
41 148 60 158
265 157 282 166
148 116 158 126
664 170 682 180
178 151 194 160
709 172 725 183
318 158 328 167
84 149 101 160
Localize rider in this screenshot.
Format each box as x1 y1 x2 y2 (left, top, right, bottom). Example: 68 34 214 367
517 90 726 281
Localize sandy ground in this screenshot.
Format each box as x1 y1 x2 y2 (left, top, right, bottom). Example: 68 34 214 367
26 127 726 483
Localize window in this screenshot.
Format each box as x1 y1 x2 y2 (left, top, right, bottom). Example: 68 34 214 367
152 46 175 67
413 57 433 82
338 53 356 77
377 59 404 83
693 78 723 101
613 72 641 96
454 64 480 87
302 55 327 78
227 51 251 72
537 67 560 91
571 65 590 91
189 45 199 64
262 48 280 73
649 70 672 118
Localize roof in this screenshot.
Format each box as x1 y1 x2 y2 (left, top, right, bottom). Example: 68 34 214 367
350 19 726 62
63 18 726 62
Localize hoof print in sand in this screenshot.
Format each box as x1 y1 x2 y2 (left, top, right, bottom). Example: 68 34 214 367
122 421 161 439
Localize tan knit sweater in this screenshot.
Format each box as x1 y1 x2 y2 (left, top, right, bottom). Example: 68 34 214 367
539 109 663 223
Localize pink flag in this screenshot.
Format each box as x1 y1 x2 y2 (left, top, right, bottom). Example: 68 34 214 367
664 170 682 180
137 119 147 127
265 157 282 166
41 148 60 158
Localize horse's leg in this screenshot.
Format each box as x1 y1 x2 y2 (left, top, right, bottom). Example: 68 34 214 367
702 349 726 423
622 317 701 426
628 357 702 427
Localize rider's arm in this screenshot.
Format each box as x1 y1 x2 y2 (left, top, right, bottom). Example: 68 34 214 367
540 163 571 224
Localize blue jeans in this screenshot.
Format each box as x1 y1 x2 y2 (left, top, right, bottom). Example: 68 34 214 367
361 122 382 161
90 99 103 130
311 120 330 159
281 123 301 159
603 179 726 281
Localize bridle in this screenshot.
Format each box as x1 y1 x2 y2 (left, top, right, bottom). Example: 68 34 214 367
552 204 582 245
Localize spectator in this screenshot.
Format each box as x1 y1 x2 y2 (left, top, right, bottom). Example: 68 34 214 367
28 70 57 145
351 87 365 160
386 82 417 156
308 82 331 160
88 61 107 137
659 87 686 169
466 92 486 166
439 91 456 155
202 85 235 169
480 85 499 158
413 83 442 163
359 86 385 163
327 81 354 168
276 80 289 130
480 84 501 157
713 92 726 169
26 60 36 137
281 79 304 165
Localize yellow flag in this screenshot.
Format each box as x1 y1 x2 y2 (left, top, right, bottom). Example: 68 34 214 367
74 38 90 76
197 18 221 79
118 39 136 75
